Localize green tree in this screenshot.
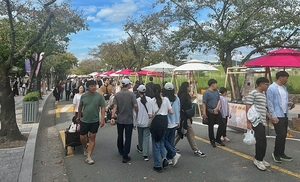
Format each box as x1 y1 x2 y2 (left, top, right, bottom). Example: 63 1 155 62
0 0 86 141
76 58 102 75
155 0 300 99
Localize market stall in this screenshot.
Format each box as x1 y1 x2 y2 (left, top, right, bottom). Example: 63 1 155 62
226 48 300 130
172 60 219 116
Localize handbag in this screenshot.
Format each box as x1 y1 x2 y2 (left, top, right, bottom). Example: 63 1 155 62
148 98 163 127
184 106 195 118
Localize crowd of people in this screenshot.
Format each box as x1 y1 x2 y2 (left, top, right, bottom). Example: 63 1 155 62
61 71 293 173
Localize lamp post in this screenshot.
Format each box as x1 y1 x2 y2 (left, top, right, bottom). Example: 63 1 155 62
50 67 54 89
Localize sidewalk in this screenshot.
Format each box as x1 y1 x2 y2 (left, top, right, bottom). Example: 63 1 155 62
0 91 52 182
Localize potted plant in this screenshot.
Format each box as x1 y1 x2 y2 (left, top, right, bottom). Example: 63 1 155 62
22 91 39 123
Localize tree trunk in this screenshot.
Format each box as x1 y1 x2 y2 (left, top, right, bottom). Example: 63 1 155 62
0 72 25 140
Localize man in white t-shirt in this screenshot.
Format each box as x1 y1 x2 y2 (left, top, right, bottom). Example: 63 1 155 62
266 71 295 163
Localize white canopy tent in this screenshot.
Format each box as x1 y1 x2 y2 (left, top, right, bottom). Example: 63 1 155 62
142 62 177 82
172 60 219 117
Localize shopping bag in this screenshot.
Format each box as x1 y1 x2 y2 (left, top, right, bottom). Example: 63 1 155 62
243 129 256 145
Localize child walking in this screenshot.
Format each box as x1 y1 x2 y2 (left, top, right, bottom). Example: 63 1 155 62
219 87 230 142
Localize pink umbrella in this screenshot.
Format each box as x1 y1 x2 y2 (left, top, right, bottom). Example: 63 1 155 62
115 68 133 75
244 48 300 67
104 70 115 76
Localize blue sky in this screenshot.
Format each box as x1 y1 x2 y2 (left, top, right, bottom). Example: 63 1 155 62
68 0 159 61
67 0 219 62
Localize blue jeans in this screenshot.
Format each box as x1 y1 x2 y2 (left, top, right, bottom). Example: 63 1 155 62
117 123 133 159
164 127 176 160
152 133 166 167
60 91 63 100
137 127 150 157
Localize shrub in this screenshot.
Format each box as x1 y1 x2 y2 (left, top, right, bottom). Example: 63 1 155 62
23 91 39 101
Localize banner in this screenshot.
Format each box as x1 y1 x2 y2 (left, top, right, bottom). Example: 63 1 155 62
25 59 31 74
35 52 45 76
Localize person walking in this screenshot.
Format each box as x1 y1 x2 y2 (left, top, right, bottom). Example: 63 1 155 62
21 79 26 96
73 85 85 117
219 87 230 142
175 82 206 157
202 79 225 147
110 78 138 163
245 77 272 171
134 85 153 161
13 78 19 96
59 80 64 100
53 81 61 104
76 80 106 165
150 84 173 173
99 77 114 105
162 82 181 166
266 71 294 163
146 76 155 98
65 78 72 101
72 76 80 97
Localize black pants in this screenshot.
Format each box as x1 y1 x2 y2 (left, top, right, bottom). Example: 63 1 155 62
117 123 133 159
65 91 71 101
72 89 78 98
273 115 288 156
207 111 224 142
55 92 60 101
253 123 267 161
222 117 228 137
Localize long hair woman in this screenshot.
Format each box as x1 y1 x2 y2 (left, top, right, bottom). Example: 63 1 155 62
174 82 205 157
134 85 153 161
162 82 181 166
73 85 85 117
150 84 173 173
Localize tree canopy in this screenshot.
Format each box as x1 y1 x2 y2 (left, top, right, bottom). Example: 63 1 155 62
0 0 87 141
153 0 300 99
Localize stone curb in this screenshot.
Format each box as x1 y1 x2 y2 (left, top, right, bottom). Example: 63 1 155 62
18 91 52 182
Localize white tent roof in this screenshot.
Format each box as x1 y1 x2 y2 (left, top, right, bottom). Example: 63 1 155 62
142 62 177 72
174 61 218 71
88 72 99 76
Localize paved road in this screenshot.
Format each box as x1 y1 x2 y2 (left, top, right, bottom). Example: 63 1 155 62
51 100 300 182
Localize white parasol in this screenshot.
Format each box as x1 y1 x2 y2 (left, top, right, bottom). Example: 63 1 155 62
174 60 218 71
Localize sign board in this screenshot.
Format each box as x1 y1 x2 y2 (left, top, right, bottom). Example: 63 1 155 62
228 103 247 130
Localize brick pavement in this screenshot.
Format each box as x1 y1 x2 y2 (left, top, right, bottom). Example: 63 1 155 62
0 91 52 182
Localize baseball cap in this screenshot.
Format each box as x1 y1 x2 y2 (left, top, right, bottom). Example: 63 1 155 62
137 85 146 92
164 82 174 90
122 78 132 85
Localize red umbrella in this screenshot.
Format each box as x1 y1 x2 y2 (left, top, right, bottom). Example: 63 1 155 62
104 70 115 76
244 48 300 67
115 68 133 75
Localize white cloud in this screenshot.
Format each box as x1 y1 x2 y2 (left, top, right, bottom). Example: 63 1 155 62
82 6 98 14
95 0 138 23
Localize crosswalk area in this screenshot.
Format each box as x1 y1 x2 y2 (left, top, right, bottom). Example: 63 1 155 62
55 104 74 118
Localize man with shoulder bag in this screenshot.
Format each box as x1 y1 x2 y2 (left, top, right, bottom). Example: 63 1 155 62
245 77 272 171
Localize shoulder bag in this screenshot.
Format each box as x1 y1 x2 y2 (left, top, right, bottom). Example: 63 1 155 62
148 98 163 127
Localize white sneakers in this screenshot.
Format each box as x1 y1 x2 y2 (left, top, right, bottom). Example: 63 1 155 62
254 159 270 171
172 153 181 166
85 156 94 165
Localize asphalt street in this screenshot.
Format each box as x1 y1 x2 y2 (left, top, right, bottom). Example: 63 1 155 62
37 98 300 182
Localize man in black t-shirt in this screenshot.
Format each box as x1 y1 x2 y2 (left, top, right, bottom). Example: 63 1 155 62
145 77 155 98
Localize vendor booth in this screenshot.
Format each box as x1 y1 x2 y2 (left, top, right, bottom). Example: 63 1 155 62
225 48 300 130
172 60 219 116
